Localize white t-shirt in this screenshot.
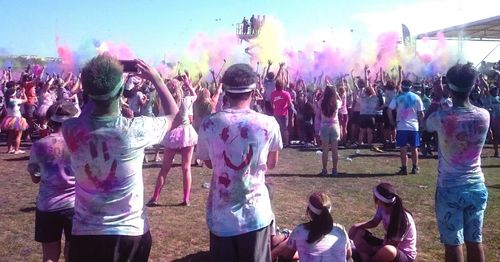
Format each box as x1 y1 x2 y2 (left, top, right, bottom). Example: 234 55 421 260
196 108 282 237
62 115 171 236
287 223 350 262
388 91 424 131
6 98 23 117
28 133 75 212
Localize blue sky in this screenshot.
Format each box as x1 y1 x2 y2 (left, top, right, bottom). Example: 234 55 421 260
1 0 499 62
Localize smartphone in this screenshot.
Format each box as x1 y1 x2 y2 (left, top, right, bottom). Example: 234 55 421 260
119 60 138 73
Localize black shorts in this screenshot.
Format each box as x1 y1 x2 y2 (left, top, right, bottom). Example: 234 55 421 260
362 230 414 262
23 104 36 118
69 231 152 262
383 108 396 130
359 115 376 129
210 225 271 262
264 101 273 116
350 111 360 125
375 114 384 124
35 207 74 243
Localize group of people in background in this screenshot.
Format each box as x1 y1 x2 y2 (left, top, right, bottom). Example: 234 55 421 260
241 15 266 35
0 53 496 261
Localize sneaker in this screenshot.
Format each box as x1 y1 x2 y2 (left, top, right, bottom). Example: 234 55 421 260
348 142 359 149
396 167 408 176
331 169 338 176
146 199 159 207
371 146 383 153
318 169 327 176
14 150 26 154
411 166 420 174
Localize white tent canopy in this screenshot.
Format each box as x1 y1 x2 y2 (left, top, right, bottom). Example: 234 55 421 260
417 15 500 41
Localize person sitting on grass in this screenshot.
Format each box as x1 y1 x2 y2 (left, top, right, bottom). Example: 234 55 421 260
28 102 80 262
349 183 417 262
278 192 351 262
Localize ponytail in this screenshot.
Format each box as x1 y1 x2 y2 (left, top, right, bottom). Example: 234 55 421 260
386 195 409 240
304 192 334 243
374 183 411 241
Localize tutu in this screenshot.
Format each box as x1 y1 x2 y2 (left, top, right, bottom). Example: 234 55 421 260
0 116 29 131
162 123 198 149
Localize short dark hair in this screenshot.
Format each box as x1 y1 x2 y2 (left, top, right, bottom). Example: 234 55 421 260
275 79 285 91
446 63 477 93
81 54 124 101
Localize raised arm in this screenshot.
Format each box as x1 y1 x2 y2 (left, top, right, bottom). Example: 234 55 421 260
351 69 359 90
136 59 178 119
396 65 402 91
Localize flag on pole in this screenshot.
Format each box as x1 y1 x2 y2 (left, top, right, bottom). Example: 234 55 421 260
402 24 411 47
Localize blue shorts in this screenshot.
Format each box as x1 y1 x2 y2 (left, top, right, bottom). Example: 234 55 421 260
396 130 420 147
435 183 488 245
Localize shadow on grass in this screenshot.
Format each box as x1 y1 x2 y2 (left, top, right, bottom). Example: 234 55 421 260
143 163 203 169
172 251 210 261
482 164 500 169
19 207 36 213
349 153 399 158
268 173 395 178
487 184 500 189
4 156 30 161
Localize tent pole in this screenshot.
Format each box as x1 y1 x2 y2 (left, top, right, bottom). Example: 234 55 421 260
475 42 500 67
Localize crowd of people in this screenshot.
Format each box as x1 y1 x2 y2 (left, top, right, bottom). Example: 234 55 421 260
241 15 266 35
0 54 498 261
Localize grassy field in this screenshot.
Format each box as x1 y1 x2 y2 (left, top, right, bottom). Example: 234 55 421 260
0 142 498 261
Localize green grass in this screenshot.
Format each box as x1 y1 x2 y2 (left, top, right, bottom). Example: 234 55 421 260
0 143 498 261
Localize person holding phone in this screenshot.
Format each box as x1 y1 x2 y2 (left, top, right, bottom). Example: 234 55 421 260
62 55 178 262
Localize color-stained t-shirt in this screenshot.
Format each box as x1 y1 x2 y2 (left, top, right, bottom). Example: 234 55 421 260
62 115 171 236
6 98 23 117
426 106 490 187
287 223 350 262
263 79 276 102
24 82 37 105
374 207 417 260
481 95 500 119
359 94 379 115
196 108 282 237
388 91 424 131
383 89 397 107
28 133 75 212
271 90 292 116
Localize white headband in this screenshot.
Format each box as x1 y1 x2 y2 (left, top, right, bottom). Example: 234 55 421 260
373 187 396 204
308 203 331 215
448 83 472 93
224 83 256 93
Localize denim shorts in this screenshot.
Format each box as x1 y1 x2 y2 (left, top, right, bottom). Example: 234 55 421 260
435 183 488 245
319 124 340 143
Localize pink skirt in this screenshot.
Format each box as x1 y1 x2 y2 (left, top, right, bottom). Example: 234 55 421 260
0 116 28 131
162 124 198 149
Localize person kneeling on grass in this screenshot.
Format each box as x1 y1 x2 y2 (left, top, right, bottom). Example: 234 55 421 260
349 183 417 262
28 102 80 262
278 192 352 262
